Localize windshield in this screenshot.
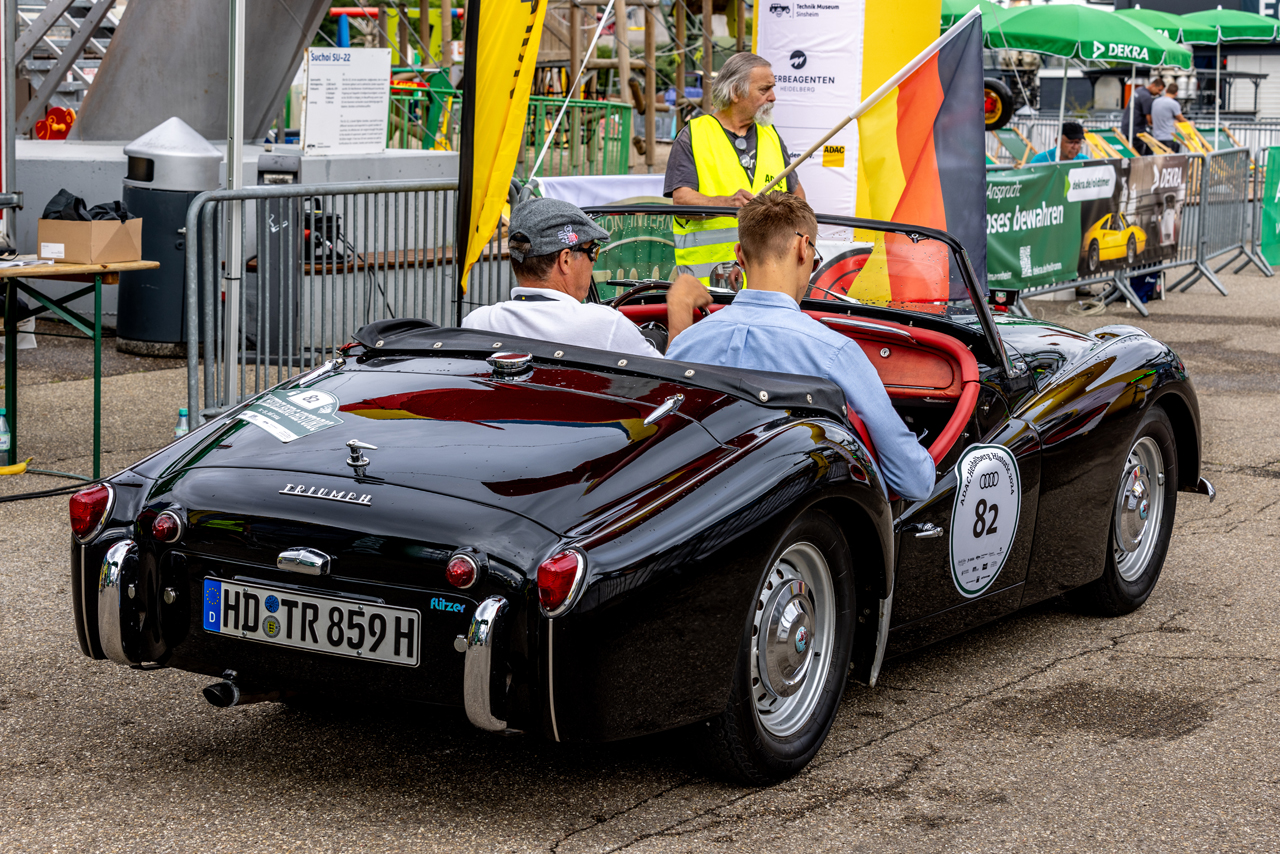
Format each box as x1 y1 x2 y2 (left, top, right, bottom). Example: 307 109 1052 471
584 205 981 324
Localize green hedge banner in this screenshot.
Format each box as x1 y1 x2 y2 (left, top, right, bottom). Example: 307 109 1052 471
1261 146 1280 266
987 154 1189 291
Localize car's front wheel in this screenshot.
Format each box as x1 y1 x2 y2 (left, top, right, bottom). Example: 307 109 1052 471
1069 406 1178 616
698 509 855 785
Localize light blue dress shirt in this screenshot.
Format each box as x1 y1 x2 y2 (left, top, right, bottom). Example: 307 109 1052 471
666 289 937 501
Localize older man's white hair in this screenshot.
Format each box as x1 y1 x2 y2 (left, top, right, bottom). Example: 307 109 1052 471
711 52 772 113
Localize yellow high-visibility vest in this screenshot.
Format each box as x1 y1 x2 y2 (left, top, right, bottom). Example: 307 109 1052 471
673 115 788 285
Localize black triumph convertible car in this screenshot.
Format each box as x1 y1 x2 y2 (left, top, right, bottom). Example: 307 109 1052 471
69 207 1214 784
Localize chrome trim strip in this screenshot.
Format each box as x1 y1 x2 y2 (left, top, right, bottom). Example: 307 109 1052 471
97 539 139 666
868 592 893 688
463 596 509 732
548 619 559 742
78 542 95 656
276 547 331 576
820 316 916 341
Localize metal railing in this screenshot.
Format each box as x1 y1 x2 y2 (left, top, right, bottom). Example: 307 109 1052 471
184 179 511 423
387 90 633 178
1015 147 1271 315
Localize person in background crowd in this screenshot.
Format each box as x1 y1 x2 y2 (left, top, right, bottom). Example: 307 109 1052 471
1028 121 1090 163
1151 82 1186 153
664 52 805 285
1121 76 1165 155
665 193 935 501
462 198 710 356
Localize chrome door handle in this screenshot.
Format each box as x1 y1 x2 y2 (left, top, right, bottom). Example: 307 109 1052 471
277 547 331 576
904 522 944 539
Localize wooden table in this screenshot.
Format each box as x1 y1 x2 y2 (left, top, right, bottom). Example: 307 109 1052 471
2 260 160 479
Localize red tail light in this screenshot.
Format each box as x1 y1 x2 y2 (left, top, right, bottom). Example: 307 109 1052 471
445 553 478 589
151 510 183 543
69 484 114 542
537 549 585 617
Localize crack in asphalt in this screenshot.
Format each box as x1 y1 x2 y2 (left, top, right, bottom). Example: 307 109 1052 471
1203 461 1280 480
565 611 1207 853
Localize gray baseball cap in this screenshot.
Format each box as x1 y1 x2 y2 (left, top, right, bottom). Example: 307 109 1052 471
508 197 610 262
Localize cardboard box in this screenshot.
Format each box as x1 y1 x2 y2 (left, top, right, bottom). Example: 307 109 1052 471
37 218 143 264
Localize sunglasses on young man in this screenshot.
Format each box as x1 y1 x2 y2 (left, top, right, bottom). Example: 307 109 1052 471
795 232 824 273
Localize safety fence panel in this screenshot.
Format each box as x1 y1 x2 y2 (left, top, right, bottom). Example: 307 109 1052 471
1200 148 1250 262
1224 121 1280 153
184 179 511 422
387 89 632 178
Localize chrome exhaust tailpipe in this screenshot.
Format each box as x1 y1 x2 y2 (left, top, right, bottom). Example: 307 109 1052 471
202 680 293 708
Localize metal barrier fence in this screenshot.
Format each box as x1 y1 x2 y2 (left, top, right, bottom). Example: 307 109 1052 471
387 90 632 178
1015 147 1270 316
183 179 511 423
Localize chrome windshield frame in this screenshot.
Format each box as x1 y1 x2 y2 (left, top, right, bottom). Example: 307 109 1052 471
582 203 1013 378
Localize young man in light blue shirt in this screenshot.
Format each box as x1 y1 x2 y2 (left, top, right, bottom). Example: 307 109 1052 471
665 193 936 501
1027 121 1089 164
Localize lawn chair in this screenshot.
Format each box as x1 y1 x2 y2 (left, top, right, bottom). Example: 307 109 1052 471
1137 134 1173 155
1085 132 1123 159
1174 121 1212 155
1100 128 1140 158
990 127 1037 167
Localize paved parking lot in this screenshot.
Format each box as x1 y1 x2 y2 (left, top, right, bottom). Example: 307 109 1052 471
2 271 1278 852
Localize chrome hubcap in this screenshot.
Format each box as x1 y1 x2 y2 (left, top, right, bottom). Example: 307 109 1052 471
1113 436 1164 582
751 542 834 737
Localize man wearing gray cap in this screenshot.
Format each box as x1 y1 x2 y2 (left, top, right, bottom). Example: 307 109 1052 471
462 198 710 356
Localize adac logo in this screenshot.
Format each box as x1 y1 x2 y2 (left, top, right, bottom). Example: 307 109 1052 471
789 50 807 70
769 3 791 17
557 224 579 245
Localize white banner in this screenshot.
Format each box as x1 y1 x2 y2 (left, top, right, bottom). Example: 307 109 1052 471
755 1 865 223
301 48 392 156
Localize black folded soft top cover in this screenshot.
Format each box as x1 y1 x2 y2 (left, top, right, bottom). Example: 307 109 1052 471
351 319 851 425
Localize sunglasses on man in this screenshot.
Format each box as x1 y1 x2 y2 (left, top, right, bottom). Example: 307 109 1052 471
568 242 601 263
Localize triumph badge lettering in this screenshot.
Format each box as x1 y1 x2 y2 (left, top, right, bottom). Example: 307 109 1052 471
238 387 344 443
949 444 1021 598
279 483 372 506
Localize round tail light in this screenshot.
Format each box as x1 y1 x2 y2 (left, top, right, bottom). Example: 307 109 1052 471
537 549 586 617
69 484 114 543
445 553 478 589
151 510 183 543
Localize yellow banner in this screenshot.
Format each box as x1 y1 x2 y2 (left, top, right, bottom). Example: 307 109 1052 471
460 0 549 292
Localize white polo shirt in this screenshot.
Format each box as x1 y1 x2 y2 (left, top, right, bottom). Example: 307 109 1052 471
461 287 663 358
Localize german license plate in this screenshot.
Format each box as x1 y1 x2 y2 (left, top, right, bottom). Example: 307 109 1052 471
202 578 420 666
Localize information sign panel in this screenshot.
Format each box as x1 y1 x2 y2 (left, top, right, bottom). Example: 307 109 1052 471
301 48 392 156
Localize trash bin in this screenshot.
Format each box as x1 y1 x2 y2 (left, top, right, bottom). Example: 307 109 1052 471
116 117 221 357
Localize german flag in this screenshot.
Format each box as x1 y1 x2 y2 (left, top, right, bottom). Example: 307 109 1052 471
851 8 986 303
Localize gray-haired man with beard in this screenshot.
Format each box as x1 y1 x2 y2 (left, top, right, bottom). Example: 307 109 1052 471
664 52 805 284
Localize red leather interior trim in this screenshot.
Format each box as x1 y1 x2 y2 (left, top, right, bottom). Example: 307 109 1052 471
928 381 979 466
617 303 726 326
844 404 875 462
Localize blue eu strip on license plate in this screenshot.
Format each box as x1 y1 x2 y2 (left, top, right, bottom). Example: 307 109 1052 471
202 578 421 666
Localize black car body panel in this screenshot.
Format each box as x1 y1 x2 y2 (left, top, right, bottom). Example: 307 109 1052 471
70 211 1208 753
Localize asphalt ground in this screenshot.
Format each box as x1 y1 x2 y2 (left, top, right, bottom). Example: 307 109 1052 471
1 270 1278 852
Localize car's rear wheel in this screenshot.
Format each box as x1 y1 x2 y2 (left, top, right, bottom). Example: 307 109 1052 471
1068 407 1178 616
698 509 854 785
1126 234 1138 265
1087 240 1100 272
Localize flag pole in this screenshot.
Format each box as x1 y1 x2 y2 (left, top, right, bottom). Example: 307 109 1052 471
453 0 482 326
757 6 981 195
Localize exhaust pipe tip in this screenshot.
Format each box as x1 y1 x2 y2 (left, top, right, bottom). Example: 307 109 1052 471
203 679 241 708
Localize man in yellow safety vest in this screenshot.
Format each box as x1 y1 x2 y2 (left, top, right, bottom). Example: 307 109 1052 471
664 52 806 286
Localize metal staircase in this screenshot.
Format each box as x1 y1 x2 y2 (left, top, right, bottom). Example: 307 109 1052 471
15 0 120 134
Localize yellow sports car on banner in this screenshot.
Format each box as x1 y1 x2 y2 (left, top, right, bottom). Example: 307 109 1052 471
1083 212 1148 272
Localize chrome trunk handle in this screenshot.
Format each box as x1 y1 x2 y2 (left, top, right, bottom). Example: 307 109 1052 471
276 547 331 576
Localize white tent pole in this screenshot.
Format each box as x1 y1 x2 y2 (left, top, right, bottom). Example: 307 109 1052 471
1057 59 1069 159
223 0 246 405
1215 40 1221 147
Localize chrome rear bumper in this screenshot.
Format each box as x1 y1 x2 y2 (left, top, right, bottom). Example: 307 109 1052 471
463 595 510 732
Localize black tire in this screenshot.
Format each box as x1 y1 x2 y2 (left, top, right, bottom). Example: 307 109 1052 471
1068 406 1178 616
697 509 855 785
1126 234 1138 265
984 77 1015 131
1087 240 1100 273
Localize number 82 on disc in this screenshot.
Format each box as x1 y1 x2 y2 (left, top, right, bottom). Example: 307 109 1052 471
949 444 1021 598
